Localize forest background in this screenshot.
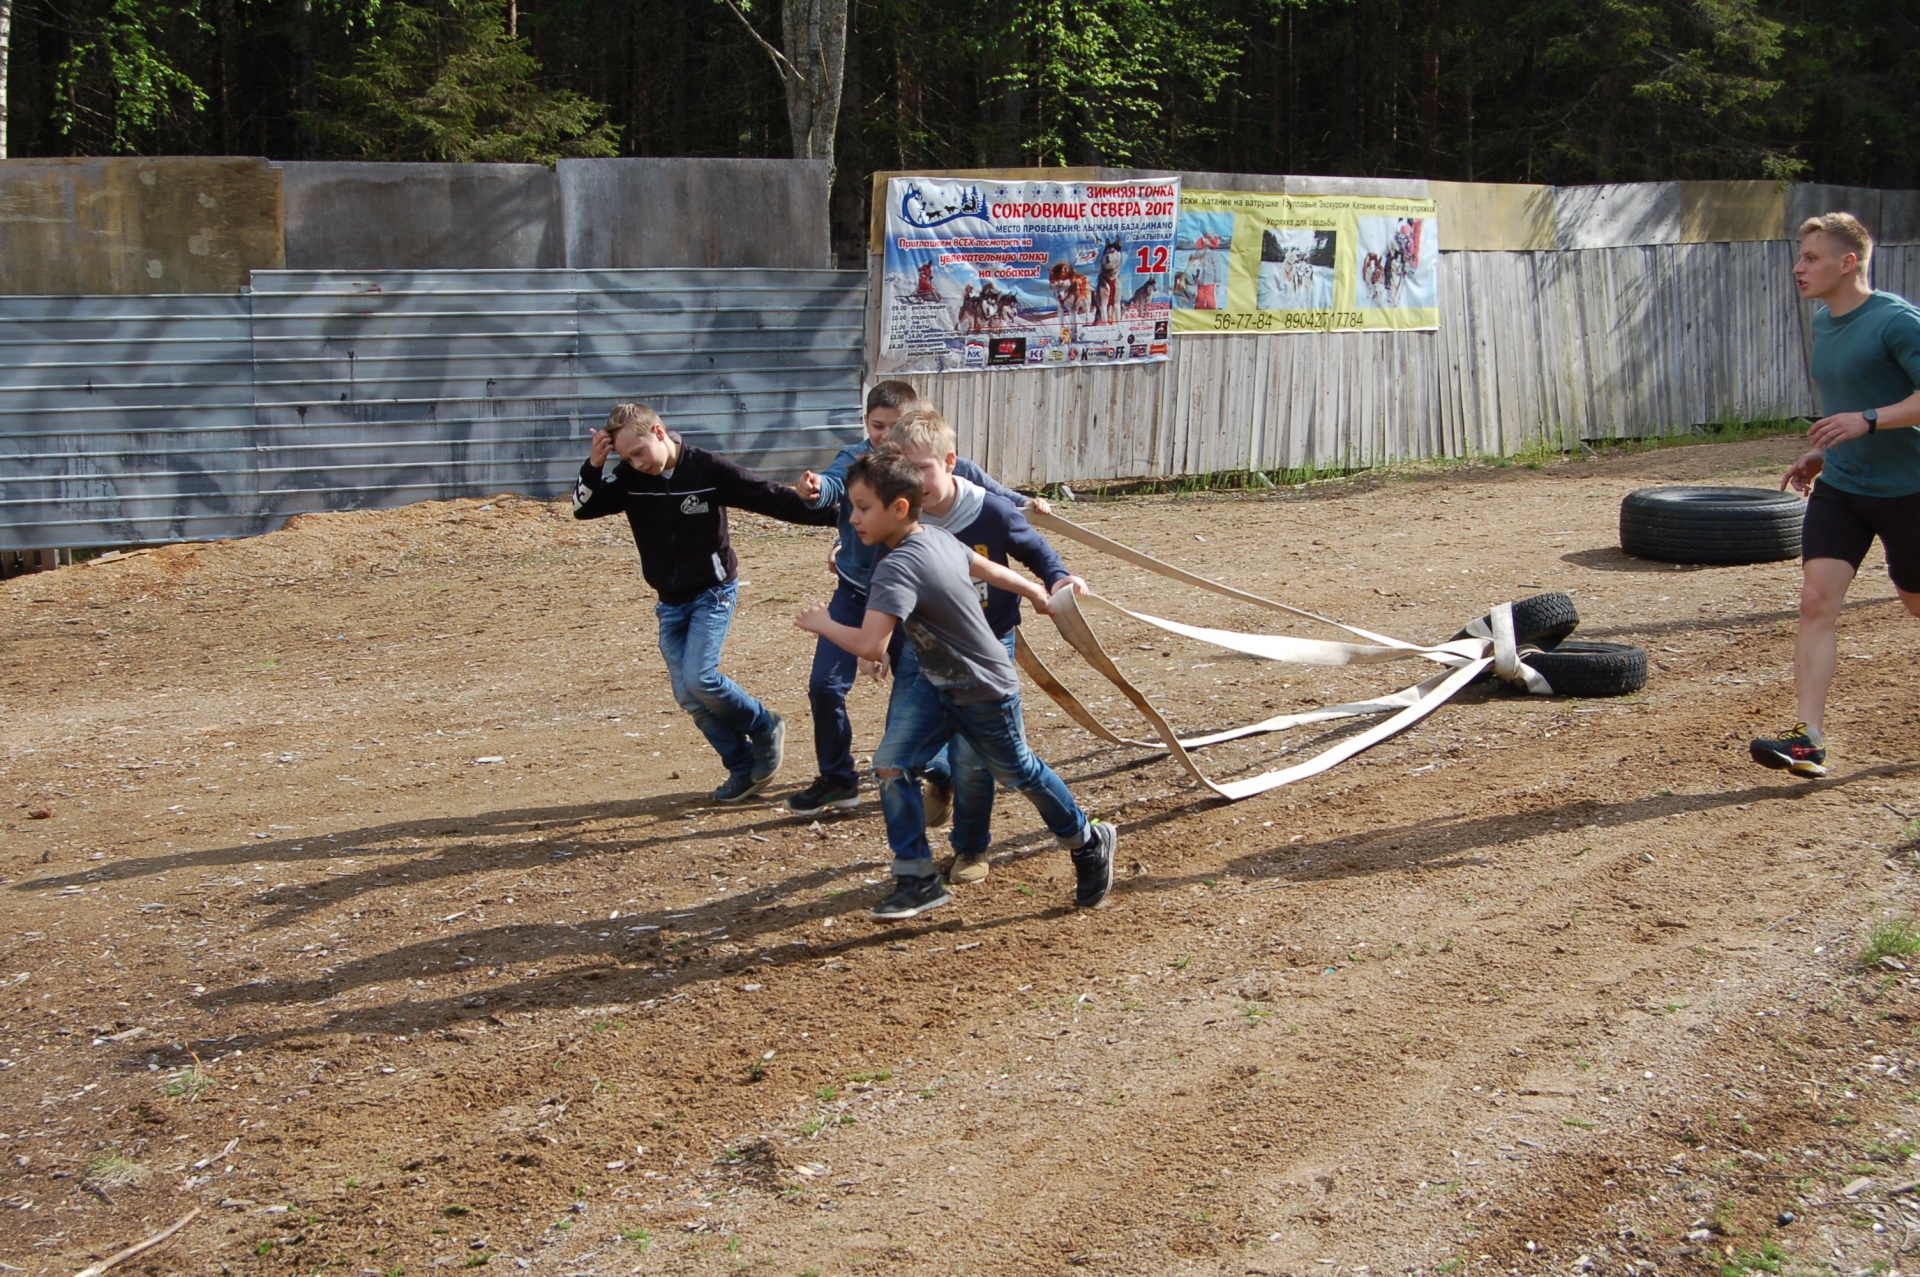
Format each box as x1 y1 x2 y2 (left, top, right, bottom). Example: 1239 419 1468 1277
1 0 1916 265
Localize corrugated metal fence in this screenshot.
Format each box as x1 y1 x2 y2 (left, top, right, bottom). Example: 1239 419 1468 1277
0 269 867 550
9 246 1920 550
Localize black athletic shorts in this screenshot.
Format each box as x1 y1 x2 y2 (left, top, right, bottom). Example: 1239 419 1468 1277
1803 480 1920 592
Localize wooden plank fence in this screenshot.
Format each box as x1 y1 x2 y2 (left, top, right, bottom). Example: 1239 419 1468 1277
892 239 1856 488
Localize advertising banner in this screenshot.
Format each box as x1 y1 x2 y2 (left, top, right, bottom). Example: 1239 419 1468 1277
1171 190 1440 334
877 176 1180 373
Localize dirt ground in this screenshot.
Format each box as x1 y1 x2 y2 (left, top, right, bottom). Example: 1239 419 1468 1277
5 436 1920 1277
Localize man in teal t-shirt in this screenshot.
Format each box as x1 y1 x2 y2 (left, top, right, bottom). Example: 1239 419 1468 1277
1751 213 1920 779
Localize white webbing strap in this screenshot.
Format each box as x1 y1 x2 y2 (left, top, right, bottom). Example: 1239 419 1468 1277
1016 511 1552 799
1459 603 1554 695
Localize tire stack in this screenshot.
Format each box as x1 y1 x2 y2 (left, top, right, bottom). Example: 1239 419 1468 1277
1453 592 1648 697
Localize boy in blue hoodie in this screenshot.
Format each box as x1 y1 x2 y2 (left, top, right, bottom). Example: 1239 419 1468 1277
888 406 1087 884
787 381 1049 815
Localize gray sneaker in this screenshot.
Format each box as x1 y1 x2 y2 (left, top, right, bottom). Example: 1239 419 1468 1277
711 771 771 804
750 713 785 783
785 778 859 815
1070 820 1116 908
870 874 951 920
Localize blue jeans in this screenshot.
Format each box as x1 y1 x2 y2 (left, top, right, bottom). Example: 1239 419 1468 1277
945 632 1020 855
809 579 949 791
806 580 869 789
655 581 772 776
872 659 1087 875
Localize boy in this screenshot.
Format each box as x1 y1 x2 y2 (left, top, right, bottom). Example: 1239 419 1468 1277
787 381 1050 817
574 403 837 803
888 406 1088 885
1752 213 1920 778
795 448 1116 920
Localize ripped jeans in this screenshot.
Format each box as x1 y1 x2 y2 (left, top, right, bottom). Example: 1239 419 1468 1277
870 660 1087 876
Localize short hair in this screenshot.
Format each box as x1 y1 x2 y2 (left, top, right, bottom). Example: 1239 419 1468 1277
605 402 664 437
888 405 956 456
847 446 923 519
1799 212 1874 270
866 380 919 414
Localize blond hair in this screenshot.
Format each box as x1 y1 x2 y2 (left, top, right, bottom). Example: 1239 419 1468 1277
604 402 664 437
888 405 956 456
1798 212 1874 272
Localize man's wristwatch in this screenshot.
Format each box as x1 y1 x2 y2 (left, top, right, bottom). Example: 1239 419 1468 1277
1865 408 1879 433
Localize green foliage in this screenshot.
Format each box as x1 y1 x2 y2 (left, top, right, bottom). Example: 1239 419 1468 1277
7 0 1919 220
1718 1239 1787 1276
1859 917 1920 970
996 0 1240 165
54 0 209 152
1508 0 1797 179
314 0 618 163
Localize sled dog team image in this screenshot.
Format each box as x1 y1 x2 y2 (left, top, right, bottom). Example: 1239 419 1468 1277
573 207 1920 921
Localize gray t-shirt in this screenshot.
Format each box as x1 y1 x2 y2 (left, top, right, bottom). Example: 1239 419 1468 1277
866 526 1020 704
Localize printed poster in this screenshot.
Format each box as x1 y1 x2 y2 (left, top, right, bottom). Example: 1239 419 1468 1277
877 176 1180 373
1172 191 1440 334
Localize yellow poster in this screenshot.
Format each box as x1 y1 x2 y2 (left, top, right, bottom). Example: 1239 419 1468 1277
1171 190 1440 334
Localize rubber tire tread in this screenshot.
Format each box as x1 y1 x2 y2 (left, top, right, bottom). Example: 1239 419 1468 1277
1450 591 1580 649
1619 486 1801 564
1519 640 1649 698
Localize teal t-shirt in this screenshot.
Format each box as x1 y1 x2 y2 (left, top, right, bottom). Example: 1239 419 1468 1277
1808 290 1920 498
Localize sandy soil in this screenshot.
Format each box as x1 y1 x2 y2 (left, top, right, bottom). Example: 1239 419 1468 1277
4 436 1920 1277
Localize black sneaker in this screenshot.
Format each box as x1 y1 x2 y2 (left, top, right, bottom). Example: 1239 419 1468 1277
785 778 860 815
1071 819 1116 908
1750 723 1828 778
710 771 771 804
750 713 784 784
870 874 950 920
923 778 955 828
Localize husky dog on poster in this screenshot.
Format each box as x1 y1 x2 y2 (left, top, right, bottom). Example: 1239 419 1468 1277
1355 215 1438 310
878 177 1180 374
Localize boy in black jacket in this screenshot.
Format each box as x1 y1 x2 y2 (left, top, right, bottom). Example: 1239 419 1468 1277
573 403 838 803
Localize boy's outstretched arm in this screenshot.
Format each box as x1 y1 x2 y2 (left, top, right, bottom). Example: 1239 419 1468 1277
1004 507 1087 597
797 604 898 664
799 443 864 510
712 454 841 528
969 554 1053 613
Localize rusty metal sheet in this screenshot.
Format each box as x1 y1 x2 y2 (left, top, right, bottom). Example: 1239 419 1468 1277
1429 182 1554 251
1679 181 1787 243
0 157 283 295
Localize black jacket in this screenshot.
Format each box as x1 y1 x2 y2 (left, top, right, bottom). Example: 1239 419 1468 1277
572 435 837 604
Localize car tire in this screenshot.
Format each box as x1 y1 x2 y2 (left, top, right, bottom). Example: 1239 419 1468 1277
1519 640 1649 697
1451 591 1580 650
1619 486 1801 564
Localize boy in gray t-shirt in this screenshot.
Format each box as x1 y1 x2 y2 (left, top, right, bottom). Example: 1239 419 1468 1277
796 447 1117 920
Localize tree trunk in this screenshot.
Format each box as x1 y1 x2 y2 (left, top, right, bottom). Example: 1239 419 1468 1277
298 0 317 158
779 0 847 170
0 0 12 159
